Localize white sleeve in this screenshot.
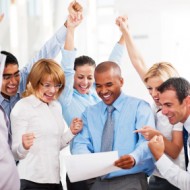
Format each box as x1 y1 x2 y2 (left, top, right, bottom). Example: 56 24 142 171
156 154 190 190
10 101 29 160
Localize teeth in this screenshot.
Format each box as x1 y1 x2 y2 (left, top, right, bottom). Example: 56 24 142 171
103 94 111 99
80 86 88 89
8 86 16 89
45 94 54 97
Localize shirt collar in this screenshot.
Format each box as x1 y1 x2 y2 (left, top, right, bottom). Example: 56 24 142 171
102 92 125 113
29 95 57 108
0 92 20 104
74 88 94 97
184 115 190 134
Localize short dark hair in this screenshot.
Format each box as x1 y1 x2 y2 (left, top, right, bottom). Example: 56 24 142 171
158 77 190 104
74 55 95 70
0 51 18 67
95 61 121 76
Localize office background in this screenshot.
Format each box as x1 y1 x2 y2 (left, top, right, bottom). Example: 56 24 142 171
1 0 190 103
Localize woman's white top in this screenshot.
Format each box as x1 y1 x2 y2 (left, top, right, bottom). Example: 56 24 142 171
11 95 75 184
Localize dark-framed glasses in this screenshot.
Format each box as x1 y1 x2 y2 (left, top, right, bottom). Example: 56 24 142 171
3 71 20 80
40 82 63 90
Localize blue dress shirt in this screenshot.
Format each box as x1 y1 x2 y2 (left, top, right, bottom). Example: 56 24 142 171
72 92 156 177
59 42 125 125
0 25 67 117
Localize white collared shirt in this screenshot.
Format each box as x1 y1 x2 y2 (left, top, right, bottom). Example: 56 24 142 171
11 95 75 184
156 115 190 190
152 105 185 178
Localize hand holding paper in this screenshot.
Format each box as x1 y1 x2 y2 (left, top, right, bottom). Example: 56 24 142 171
64 151 121 182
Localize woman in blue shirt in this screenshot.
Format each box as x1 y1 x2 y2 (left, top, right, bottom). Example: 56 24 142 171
58 14 125 190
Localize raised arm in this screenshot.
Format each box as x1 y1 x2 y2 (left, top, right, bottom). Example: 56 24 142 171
116 16 148 81
58 2 83 108
19 1 81 93
108 34 125 65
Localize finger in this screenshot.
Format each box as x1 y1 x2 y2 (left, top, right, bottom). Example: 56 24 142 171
151 135 158 142
133 129 143 133
158 135 164 143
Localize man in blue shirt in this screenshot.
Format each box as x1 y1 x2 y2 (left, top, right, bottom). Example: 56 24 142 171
72 61 155 190
58 11 125 190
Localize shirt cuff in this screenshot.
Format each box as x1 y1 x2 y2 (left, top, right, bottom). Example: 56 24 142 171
155 154 173 175
17 143 29 158
65 128 76 144
108 42 125 64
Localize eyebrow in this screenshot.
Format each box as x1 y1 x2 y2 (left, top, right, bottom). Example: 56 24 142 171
3 70 20 76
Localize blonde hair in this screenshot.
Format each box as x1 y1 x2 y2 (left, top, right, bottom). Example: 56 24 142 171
22 59 65 99
144 62 179 83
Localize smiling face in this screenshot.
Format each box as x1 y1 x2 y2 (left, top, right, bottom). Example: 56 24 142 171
73 64 95 94
146 76 164 106
37 76 61 104
159 89 189 124
1 64 20 99
95 68 123 105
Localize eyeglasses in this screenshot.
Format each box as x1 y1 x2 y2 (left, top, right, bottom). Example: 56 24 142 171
3 71 20 80
40 82 63 90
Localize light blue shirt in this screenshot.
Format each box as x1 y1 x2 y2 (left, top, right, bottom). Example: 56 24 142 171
72 92 156 177
59 43 125 125
0 25 67 117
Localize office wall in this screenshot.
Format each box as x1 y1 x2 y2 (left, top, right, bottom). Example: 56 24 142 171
0 0 190 104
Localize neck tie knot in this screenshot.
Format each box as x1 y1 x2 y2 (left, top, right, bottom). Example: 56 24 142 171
107 105 115 114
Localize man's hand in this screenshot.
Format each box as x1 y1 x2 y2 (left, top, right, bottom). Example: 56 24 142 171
134 126 161 141
148 135 165 160
68 1 83 21
114 154 135 169
67 14 83 29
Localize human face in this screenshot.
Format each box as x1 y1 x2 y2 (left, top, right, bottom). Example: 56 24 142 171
1 64 20 99
159 90 189 124
95 69 123 105
146 76 164 106
37 76 62 103
74 65 94 94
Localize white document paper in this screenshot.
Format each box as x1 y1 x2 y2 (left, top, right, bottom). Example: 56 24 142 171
64 151 121 182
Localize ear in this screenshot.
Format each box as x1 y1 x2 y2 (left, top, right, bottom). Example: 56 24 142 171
119 77 124 87
185 95 190 108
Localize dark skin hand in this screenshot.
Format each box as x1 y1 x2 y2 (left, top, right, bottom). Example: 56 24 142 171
114 155 135 169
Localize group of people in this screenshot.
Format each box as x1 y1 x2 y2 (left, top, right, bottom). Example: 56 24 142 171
0 1 190 190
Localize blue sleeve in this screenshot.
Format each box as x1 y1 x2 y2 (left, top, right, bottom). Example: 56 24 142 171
58 48 77 107
72 110 94 154
19 25 67 93
130 101 155 173
108 42 125 65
